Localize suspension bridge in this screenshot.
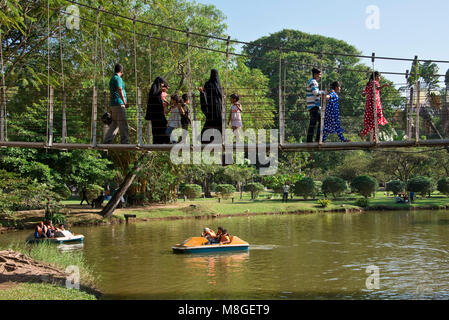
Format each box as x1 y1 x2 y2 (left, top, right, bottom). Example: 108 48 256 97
1 0 449 153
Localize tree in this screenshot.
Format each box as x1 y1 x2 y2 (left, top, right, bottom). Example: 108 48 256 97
181 184 202 200
246 183 265 200
293 177 316 200
407 176 435 198
437 178 449 196
386 180 406 196
215 184 236 200
351 175 378 199
322 176 347 199
223 165 255 199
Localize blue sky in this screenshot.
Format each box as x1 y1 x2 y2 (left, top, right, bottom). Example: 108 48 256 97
193 0 449 85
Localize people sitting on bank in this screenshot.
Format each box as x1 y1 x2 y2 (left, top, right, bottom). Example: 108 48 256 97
202 228 218 244
91 191 105 209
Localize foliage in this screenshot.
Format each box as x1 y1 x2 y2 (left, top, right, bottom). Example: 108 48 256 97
317 199 332 208
386 180 406 196
322 176 348 199
84 184 104 202
351 175 378 199
181 184 203 200
293 177 316 200
437 177 449 196
355 198 370 208
246 183 265 200
263 173 303 194
407 176 435 197
215 184 236 199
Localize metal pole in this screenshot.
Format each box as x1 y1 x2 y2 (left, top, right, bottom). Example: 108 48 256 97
413 55 419 143
279 46 284 146
58 13 67 143
405 69 409 141
186 28 193 124
48 86 54 147
147 33 153 144
318 55 325 145
133 15 139 145
416 80 421 144
91 87 98 147
372 53 379 144
0 21 5 141
137 87 142 146
223 36 230 146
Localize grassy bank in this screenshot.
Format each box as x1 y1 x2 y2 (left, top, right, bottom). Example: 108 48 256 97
0 242 100 300
1 192 449 232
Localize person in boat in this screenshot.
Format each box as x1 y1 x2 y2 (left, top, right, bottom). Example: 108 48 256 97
34 221 47 239
202 228 218 245
219 229 231 245
45 220 56 238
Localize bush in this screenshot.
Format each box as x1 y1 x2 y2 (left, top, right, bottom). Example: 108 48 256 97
246 183 265 200
355 198 370 208
294 177 316 200
386 180 406 196
181 184 203 200
437 177 449 196
351 175 378 199
317 199 332 208
215 184 236 199
52 184 71 200
85 184 104 202
407 176 435 197
322 176 348 199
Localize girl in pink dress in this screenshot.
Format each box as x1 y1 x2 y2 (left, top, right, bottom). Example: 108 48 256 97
359 71 390 141
228 93 243 142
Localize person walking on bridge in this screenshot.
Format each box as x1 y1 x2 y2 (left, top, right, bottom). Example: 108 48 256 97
103 63 130 144
306 68 326 143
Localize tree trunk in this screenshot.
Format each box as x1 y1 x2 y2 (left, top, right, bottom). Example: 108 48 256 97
101 153 150 218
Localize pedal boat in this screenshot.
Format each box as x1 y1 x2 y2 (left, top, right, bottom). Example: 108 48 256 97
26 233 85 244
172 236 249 254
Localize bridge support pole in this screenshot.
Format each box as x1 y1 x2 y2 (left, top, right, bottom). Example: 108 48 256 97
279 46 284 146
137 87 142 146
48 86 54 147
372 53 379 144
91 87 98 147
0 86 5 142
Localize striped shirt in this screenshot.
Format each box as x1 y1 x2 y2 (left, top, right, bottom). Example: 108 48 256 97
306 78 323 110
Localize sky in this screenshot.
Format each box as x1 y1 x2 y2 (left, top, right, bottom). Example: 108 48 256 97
193 0 449 86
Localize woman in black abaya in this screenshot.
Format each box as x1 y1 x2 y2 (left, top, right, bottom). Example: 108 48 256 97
145 77 170 144
198 69 223 143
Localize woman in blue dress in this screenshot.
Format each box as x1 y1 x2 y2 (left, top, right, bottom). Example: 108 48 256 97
322 81 349 143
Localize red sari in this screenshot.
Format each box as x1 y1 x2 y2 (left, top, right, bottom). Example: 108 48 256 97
360 80 388 137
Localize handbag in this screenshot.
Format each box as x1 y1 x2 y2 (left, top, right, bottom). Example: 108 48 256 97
101 112 112 125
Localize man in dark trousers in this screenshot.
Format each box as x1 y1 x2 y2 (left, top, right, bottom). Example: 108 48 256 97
80 188 89 205
306 68 326 143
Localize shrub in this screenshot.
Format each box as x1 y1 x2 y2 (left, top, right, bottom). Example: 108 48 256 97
52 184 71 200
351 175 378 199
85 184 104 202
215 184 236 199
317 199 332 208
294 177 316 200
407 176 435 197
181 184 203 200
322 176 348 199
437 177 449 196
386 180 406 196
355 198 370 208
246 183 265 200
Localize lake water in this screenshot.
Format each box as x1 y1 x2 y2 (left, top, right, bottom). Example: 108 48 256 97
2 210 449 300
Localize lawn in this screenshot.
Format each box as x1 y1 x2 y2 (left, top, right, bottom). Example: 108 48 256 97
0 283 96 300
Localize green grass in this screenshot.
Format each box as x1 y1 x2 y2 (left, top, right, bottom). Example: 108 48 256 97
3 242 97 289
0 283 96 300
127 191 449 220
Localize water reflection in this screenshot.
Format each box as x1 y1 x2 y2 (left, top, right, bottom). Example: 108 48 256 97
182 252 249 285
